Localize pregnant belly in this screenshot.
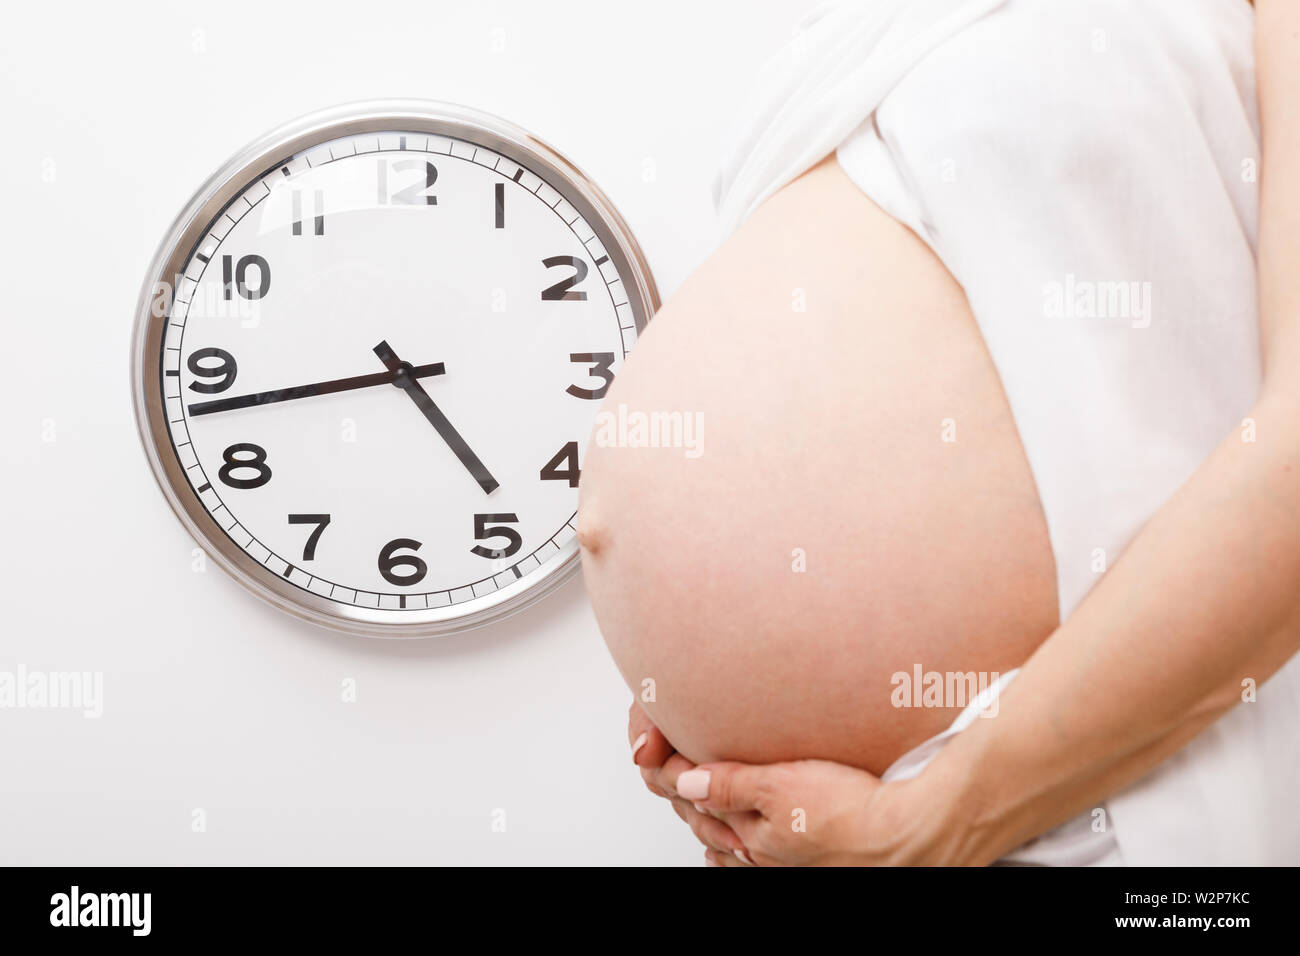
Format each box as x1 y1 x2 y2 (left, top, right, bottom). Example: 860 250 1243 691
578 158 1058 775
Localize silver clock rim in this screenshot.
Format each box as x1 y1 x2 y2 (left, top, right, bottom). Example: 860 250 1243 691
129 99 660 639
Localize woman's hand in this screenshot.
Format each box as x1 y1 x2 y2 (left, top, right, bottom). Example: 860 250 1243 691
629 700 943 866
673 759 923 867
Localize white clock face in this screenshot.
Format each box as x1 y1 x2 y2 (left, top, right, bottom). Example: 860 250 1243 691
137 108 652 635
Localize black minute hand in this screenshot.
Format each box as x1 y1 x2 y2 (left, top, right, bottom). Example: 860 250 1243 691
188 362 446 416
373 339 500 495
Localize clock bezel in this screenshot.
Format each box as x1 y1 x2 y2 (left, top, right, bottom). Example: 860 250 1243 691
130 100 659 638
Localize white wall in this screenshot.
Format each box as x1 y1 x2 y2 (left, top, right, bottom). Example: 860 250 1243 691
0 0 817 864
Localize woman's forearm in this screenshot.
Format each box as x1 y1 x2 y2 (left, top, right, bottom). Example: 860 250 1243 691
913 3 1300 864
916 390 1300 864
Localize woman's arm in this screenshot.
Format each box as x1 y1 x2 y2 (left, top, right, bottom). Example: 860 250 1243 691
881 0 1300 863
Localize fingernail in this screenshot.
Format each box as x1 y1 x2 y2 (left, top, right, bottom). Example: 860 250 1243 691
704 855 721 867
630 732 647 761
734 848 754 866
693 802 708 815
677 769 711 800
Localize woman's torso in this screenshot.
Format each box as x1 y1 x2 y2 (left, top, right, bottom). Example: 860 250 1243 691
582 0 1266 787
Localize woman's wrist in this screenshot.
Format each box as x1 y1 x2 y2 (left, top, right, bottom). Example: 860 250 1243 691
849 771 981 865
862 742 1013 866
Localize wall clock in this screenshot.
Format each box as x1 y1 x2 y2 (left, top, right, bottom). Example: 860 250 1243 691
131 101 658 637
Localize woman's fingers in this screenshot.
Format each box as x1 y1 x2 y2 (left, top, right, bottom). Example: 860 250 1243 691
671 761 772 815
641 766 670 799
669 797 752 860
627 700 674 769
622 704 760 863
652 752 697 794
704 848 750 867
641 750 695 799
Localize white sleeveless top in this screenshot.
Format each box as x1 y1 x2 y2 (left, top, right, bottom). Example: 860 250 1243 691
714 0 1300 865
